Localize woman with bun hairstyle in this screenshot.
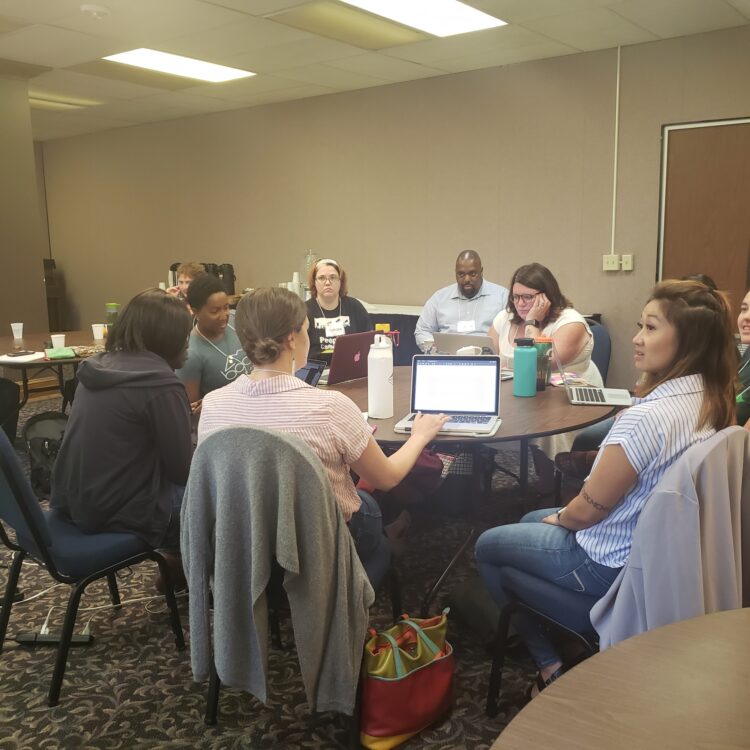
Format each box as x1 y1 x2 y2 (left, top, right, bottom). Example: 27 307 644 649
198 287 448 584
306 258 372 363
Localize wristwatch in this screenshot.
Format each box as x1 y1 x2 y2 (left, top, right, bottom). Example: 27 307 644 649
525 319 541 328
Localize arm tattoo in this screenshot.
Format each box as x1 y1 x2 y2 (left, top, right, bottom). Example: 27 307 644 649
581 487 610 515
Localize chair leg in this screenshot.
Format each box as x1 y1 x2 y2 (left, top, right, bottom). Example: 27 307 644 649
0 550 26 654
48 580 87 706
485 604 515 718
204 659 221 725
106 573 121 608
152 553 185 651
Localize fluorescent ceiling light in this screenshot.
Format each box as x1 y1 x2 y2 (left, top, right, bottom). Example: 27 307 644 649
338 0 505 37
103 49 255 83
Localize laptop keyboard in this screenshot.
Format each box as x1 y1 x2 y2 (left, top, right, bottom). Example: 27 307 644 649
408 414 492 424
573 387 605 403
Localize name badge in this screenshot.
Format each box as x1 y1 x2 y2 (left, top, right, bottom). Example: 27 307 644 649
457 320 476 333
325 318 346 337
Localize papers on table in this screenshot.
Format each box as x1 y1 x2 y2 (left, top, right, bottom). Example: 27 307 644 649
0 351 46 363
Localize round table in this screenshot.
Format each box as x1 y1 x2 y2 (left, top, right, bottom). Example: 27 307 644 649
492 607 750 749
328 366 617 494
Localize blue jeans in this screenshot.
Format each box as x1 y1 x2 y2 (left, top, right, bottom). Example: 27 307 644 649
348 490 390 588
474 509 621 668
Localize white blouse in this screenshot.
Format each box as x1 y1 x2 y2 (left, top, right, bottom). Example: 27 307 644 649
492 307 603 387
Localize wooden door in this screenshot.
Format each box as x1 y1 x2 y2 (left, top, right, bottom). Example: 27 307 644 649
659 120 750 315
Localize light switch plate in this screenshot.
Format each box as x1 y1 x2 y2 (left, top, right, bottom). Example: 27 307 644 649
620 254 634 271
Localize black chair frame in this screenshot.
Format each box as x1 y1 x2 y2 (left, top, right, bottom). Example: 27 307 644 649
485 599 598 717
0 459 185 706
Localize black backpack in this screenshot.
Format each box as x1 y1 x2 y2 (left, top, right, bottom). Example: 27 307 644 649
23 412 68 499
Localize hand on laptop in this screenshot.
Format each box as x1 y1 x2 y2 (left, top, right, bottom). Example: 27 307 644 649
411 412 450 443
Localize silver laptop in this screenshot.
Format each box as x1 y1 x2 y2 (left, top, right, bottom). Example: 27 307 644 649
432 331 495 355
551 343 632 407
394 355 502 437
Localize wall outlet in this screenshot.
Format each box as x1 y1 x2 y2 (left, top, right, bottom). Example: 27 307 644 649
602 254 620 271
620 253 634 271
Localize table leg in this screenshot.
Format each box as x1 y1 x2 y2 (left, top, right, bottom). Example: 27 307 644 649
18 368 30 411
519 439 529 497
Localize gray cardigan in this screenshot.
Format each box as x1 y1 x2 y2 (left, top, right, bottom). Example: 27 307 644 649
590 426 750 649
180 426 374 714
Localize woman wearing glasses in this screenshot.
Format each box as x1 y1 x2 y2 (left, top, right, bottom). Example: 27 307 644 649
490 263 603 487
489 262 602 387
306 258 372 364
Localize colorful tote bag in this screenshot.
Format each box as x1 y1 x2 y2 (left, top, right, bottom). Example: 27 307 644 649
360 610 454 749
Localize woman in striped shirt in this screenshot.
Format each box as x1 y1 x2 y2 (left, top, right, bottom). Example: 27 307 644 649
475 279 736 698
198 287 448 586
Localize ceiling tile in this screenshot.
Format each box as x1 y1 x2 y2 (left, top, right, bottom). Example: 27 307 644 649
30 107 134 140
51 0 249 46
435 37 578 72
225 82 337 106
383 24 553 65
185 75 305 102
0 56 50 79
225 35 364 72
274 62 389 89
726 0 750 20
324 52 447 81
197 0 311 16
0 0 81 25
0 14 26 33
521 7 659 50
29 69 166 101
466 0 614 24
608 0 748 38
0 24 124 67
157 15 311 62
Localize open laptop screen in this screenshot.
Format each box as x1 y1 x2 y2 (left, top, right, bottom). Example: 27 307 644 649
411 356 500 415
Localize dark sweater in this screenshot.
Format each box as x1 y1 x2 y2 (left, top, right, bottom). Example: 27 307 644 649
51 351 192 547
737 349 750 427
306 296 372 363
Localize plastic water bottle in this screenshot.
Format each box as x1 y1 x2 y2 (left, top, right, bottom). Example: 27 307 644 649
513 338 537 398
368 334 394 419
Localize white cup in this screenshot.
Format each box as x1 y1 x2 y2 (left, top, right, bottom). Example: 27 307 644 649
92 324 105 340
457 345 483 356
51 334 66 348
10 322 23 339
158 282 167 290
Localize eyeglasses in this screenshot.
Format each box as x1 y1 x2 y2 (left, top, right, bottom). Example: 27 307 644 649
511 293 539 304
456 271 480 280
316 275 340 284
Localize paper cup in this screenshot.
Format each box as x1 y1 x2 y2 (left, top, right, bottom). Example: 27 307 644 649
10 323 23 339
51 334 66 348
92 324 105 340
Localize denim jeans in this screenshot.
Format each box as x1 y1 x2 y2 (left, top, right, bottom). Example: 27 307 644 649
475 508 621 668
348 490 390 588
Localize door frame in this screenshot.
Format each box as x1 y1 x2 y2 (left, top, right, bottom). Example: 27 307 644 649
656 116 750 281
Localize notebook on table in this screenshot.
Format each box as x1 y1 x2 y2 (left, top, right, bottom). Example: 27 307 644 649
325 330 377 386
394 355 502 437
551 343 632 407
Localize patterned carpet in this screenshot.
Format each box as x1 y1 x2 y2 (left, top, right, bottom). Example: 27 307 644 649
1 397 541 749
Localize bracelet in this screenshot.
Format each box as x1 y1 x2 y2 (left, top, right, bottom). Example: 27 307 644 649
556 508 567 528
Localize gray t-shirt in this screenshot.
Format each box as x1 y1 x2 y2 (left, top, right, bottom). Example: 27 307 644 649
177 326 251 398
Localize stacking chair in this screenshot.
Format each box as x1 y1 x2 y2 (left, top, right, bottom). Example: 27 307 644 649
485 568 599 716
0 430 185 706
586 318 612 385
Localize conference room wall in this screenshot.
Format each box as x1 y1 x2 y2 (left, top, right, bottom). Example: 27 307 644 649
0 78 48 333
40 25 750 389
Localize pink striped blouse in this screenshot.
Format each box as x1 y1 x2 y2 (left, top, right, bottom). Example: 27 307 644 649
197 374 371 520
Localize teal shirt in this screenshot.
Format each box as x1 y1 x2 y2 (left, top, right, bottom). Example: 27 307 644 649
177 326 252 398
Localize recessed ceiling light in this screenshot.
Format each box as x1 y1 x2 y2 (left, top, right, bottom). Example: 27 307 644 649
103 49 255 83
338 0 505 37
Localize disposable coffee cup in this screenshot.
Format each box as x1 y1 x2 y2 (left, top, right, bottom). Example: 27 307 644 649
51 334 66 348
92 324 105 340
10 322 23 339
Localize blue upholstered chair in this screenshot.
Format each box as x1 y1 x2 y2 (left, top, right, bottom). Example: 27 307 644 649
0 430 185 706
485 567 599 716
586 318 612 385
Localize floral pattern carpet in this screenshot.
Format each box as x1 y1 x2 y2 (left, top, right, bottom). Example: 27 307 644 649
1 398 540 749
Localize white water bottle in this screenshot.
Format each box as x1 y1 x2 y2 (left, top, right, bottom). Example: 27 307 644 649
368 334 393 419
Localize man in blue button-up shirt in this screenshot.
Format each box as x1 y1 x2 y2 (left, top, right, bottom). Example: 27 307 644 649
414 250 509 350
